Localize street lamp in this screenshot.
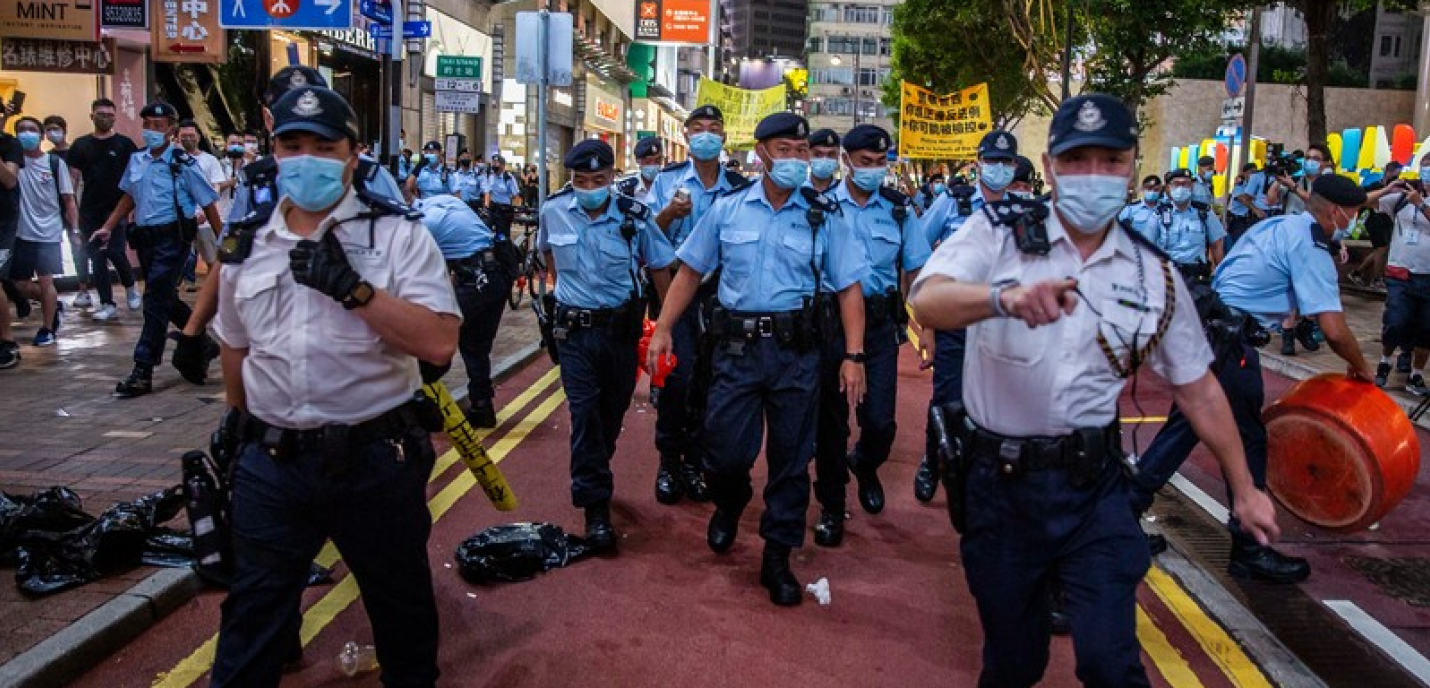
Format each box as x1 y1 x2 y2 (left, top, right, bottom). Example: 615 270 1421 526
829 46 859 127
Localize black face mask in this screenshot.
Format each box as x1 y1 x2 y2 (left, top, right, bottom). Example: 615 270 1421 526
459 160 471 168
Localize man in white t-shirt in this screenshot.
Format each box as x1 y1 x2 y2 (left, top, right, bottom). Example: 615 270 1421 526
9 116 77 347
176 120 226 289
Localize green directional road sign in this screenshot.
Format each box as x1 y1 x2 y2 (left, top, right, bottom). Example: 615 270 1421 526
436 55 483 79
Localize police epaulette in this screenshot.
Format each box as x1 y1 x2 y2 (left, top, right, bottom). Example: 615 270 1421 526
1120 218 1172 261
616 176 640 196
357 187 422 220
947 184 976 199
1190 200 1210 212
878 186 911 207
241 156 276 184
800 187 841 216
547 183 574 201
616 194 652 221
724 169 753 191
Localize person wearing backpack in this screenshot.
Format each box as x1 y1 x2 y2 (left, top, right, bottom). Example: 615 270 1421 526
1157 168 1226 283
1373 160 1430 393
7 116 77 347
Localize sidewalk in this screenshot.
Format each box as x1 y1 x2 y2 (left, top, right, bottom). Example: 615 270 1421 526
0 282 541 684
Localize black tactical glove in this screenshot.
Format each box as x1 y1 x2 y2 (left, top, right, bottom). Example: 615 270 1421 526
172 332 217 385
290 230 362 304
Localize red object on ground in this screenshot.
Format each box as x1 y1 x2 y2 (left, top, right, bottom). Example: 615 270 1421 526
1263 373 1421 532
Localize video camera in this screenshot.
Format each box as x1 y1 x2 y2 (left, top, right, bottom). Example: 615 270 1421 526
1264 143 1302 178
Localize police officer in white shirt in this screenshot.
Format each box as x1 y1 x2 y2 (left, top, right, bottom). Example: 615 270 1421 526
210 86 459 687
909 94 1278 688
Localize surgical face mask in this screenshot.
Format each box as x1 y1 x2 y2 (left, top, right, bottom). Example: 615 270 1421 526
277 154 349 212
226 145 245 158
574 185 610 210
640 164 661 181
45 129 64 144
1008 190 1035 200
424 153 439 165
1169 186 1193 204
179 137 199 152
16 131 40 151
810 157 838 180
767 157 809 189
244 142 259 154
92 114 115 132
931 182 946 196
1333 208 1356 235
849 164 886 192
689 132 723 161
980 161 1014 191
1200 168 1214 181
1052 169 1131 235
1142 190 1161 204
1303 159 1322 176
142 129 168 150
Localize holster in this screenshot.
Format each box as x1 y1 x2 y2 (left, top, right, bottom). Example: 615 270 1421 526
929 401 970 534
1069 423 1117 490
535 293 561 365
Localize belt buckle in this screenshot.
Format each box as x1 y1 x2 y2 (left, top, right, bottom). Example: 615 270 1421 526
997 439 1023 477
578 310 594 328
756 317 775 338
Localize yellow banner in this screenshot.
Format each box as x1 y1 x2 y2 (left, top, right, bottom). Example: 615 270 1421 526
898 82 993 160
695 77 787 151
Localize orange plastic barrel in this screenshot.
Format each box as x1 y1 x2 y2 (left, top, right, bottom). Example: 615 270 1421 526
1262 373 1420 532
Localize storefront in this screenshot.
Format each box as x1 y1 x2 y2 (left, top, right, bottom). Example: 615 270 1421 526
582 77 625 168
310 26 382 146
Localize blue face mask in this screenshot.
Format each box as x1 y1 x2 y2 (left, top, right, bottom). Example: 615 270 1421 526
16 131 41 152
277 154 349 212
768 158 809 189
980 162 1014 191
574 185 610 210
142 129 168 150
689 132 723 161
931 183 946 196
424 153 439 165
1169 187 1193 204
1143 190 1161 204
640 164 661 181
1303 159 1322 176
850 165 886 192
810 158 838 180
227 145 245 155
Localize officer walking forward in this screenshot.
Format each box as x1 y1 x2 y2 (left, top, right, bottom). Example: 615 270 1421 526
909 95 1278 686
537 139 675 550
209 87 460 687
648 113 868 606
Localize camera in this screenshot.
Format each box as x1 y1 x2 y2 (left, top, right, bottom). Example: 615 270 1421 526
1263 143 1301 178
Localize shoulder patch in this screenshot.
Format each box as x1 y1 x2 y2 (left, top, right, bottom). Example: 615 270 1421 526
724 169 753 191
548 183 575 200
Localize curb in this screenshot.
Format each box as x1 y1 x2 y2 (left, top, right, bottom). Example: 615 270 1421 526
0 340 544 688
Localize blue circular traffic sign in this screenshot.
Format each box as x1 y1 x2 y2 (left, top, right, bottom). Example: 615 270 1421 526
1225 54 1247 98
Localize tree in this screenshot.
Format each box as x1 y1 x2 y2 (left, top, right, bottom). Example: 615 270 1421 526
1288 0 1414 144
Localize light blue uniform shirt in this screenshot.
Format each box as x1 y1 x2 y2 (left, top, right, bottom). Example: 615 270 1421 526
1118 202 1162 242
1159 202 1226 265
678 181 867 312
482 171 520 204
830 181 930 296
415 194 492 260
227 159 404 223
922 189 986 247
537 191 676 309
1213 212 1341 326
647 161 740 248
119 145 219 226
1191 177 1214 206
449 169 482 202
1228 170 1270 217
413 166 450 199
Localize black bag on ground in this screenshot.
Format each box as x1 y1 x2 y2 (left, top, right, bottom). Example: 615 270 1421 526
455 522 593 584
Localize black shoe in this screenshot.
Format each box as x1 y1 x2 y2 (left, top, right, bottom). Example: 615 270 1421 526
655 460 684 505
584 502 617 552
1398 350 1413 374
1375 361 1392 388
114 367 153 398
680 461 710 502
1146 532 1168 556
1228 538 1310 584
466 402 497 429
813 507 845 547
760 546 802 607
707 508 739 553
1280 334 1295 356
0 340 18 370
849 459 885 515
913 454 939 503
1294 318 1320 352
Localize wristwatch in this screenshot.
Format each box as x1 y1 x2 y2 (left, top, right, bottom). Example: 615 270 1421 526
843 352 868 363
342 280 376 310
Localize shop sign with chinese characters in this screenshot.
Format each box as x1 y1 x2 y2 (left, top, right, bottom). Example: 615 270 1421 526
152 0 224 63
0 36 113 72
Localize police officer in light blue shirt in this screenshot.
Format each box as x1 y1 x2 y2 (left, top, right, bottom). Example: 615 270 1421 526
481 154 521 237
1133 174 1376 586
537 139 675 551
1227 162 1270 249
448 151 482 205
647 112 867 607
405 140 450 202
1192 155 1217 206
91 100 222 398
1118 175 1165 242
616 137 663 202
812 124 930 548
1158 168 1226 277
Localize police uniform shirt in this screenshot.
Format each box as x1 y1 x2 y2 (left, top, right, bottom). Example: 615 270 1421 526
536 191 677 309
678 181 867 312
647 161 740 247
1228 170 1270 217
1159 203 1226 265
118 144 220 226
481 171 520 204
415 194 493 260
212 189 461 429
414 165 450 199
1192 177 1214 206
449 168 482 202
910 207 1212 437
1213 212 1342 327
1117 202 1161 243
1382 191 1430 273
832 181 930 295
922 190 985 247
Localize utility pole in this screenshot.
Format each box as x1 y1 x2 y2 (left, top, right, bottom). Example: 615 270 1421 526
383 0 405 178
1238 7 1262 185
537 3 550 208
1060 2 1074 101
852 46 861 127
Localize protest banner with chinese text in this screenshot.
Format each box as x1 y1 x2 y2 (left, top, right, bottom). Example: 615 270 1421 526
897 81 993 160
694 77 787 151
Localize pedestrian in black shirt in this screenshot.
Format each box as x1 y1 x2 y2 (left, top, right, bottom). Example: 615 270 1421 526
65 98 140 322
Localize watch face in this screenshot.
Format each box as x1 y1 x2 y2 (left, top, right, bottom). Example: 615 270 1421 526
350 281 375 305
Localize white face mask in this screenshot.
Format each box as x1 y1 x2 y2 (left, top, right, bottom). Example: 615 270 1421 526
1051 167 1131 235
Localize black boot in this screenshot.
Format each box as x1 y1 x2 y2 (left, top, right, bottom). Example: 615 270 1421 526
813 506 845 547
655 456 684 505
114 365 153 399
760 543 802 607
1146 531 1168 556
913 454 939 503
848 452 885 515
680 460 710 502
707 507 740 553
1280 333 1296 356
466 401 497 429
1228 534 1309 583
584 502 617 552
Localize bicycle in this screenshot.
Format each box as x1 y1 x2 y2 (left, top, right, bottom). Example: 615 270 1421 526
507 209 539 310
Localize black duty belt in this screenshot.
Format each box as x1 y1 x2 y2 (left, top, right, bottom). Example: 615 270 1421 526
965 419 1119 474
136 221 182 233
239 402 419 457
554 302 637 329
448 249 500 272
865 291 907 323
712 309 812 340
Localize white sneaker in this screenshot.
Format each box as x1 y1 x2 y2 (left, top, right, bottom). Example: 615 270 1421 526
92 303 119 321
71 291 92 309
126 288 142 311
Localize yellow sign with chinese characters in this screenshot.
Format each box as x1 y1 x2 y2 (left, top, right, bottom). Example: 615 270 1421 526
694 77 787 151
898 81 992 160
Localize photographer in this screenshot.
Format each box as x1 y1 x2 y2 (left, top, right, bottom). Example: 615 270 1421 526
1371 159 1430 393
1267 144 1331 217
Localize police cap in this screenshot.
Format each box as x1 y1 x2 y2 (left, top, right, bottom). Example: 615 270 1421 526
1197 155 1216 168
1312 174 1368 208
842 124 891 153
1047 94 1138 156
140 101 179 121
1013 155 1035 183
633 137 662 158
491 154 505 164
266 66 328 107
808 128 841 148
686 105 723 125
422 140 442 152
754 112 808 142
271 88 360 142
978 130 1017 160
1164 168 1193 182
564 139 615 171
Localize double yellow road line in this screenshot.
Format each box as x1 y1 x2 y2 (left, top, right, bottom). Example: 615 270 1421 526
154 367 567 687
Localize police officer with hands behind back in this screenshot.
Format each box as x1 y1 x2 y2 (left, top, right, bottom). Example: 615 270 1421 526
1131 173 1375 584
910 94 1279 687
812 124 930 547
209 86 460 687
647 112 868 606
538 139 676 551
90 100 223 398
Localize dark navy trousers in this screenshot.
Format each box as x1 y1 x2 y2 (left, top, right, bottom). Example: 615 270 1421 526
556 324 639 507
814 317 901 508
925 328 967 464
653 307 702 465
133 230 192 367
454 269 513 407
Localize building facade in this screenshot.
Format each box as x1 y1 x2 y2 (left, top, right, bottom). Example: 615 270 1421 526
804 1 896 134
